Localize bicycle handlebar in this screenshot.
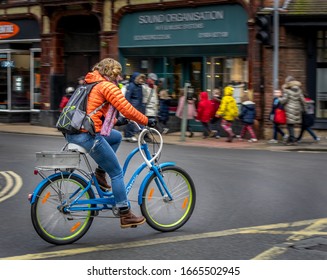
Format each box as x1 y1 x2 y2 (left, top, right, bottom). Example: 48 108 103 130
129 120 163 168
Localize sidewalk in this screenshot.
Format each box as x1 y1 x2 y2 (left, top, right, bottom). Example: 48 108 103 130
0 123 326 152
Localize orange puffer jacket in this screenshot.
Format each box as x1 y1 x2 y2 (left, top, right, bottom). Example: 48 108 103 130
84 70 148 133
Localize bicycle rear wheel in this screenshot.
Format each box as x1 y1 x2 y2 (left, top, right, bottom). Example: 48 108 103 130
141 166 196 232
31 173 95 245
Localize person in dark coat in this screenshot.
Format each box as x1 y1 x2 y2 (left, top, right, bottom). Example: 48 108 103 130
209 88 221 139
158 83 171 134
267 90 288 144
238 94 257 142
123 72 146 142
296 94 320 142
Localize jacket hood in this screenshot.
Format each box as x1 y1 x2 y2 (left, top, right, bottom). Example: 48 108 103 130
224 86 234 97
283 80 302 90
129 72 146 84
242 100 255 110
84 70 106 84
242 100 255 105
200 91 209 101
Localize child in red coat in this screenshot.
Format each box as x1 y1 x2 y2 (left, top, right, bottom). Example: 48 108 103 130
197 91 214 138
59 86 75 111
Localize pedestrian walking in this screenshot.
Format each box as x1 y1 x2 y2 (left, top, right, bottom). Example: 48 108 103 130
209 88 221 139
59 86 75 111
279 76 306 145
196 91 214 138
158 82 171 134
123 72 146 142
296 93 320 142
238 94 257 142
143 73 159 141
175 91 197 137
216 85 239 142
268 90 288 144
143 73 159 119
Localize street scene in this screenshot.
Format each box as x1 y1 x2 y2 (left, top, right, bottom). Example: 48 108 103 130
1 0 327 279
0 129 326 261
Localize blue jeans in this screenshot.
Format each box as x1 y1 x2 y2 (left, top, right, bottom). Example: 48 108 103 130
273 123 285 140
65 129 128 208
297 126 318 141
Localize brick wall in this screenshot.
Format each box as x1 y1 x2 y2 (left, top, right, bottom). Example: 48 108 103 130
262 25 307 138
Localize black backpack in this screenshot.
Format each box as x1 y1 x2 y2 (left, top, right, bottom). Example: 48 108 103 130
56 82 106 135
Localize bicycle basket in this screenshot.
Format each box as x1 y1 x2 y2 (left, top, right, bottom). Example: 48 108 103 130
35 151 80 169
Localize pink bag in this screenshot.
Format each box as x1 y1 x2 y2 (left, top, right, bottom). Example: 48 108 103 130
100 106 117 136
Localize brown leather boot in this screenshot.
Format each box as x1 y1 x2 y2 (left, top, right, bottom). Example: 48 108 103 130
95 168 111 192
120 209 146 228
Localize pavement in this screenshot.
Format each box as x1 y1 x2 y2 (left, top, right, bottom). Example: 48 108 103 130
0 122 327 152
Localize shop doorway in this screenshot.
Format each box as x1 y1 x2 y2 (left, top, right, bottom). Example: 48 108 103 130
169 57 203 101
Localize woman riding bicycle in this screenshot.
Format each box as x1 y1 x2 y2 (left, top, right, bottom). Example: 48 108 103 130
65 58 155 228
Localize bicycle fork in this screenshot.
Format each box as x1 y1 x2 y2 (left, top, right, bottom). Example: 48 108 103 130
138 162 175 205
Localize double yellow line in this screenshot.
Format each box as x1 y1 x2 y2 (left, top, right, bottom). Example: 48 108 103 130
2 217 327 260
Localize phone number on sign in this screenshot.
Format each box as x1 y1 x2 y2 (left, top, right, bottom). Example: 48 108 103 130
181 266 240 276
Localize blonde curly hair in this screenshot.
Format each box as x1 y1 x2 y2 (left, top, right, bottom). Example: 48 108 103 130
92 58 122 81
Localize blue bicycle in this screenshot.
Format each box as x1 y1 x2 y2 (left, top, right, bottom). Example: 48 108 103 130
29 122 196 245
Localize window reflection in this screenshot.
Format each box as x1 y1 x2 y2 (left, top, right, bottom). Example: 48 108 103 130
11 53 30 109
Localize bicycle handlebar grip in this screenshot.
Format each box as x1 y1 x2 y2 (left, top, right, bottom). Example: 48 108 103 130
147 118 157 128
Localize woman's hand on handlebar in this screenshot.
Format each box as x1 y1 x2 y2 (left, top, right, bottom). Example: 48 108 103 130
147 118 157 128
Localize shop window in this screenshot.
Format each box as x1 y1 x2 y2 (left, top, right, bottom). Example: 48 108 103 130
0 53 8 109
205 57 248 103
316 30 327 118
11 53 30 109
32 51 41 109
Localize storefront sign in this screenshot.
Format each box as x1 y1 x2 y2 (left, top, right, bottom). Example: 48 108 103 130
0 22 20 39
119 5 248 48
0 20 39 40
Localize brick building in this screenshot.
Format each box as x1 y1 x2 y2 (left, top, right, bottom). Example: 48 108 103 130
0 0 326 137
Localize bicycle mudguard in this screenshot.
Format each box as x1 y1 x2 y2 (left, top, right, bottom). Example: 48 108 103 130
29 172 89 204
138 162 175 205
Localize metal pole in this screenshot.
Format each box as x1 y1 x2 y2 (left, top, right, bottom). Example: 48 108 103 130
180 82 190 141
273 0 279 91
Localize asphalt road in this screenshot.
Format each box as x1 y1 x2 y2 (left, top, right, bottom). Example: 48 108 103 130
0 132 327 261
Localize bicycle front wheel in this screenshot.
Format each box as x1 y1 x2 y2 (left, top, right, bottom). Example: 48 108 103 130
31 173 95 245
141 166 196 232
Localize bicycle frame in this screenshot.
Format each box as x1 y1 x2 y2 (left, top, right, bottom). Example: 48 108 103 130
30 126 176 213
122 142 175 205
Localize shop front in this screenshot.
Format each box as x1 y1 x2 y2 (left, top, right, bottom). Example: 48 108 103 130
118 4 249 131
0 19 40 122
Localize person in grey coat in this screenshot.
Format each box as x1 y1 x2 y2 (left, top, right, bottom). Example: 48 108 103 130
279 76 306 144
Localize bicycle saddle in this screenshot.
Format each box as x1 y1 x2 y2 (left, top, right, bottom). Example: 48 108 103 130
67 143 88 154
